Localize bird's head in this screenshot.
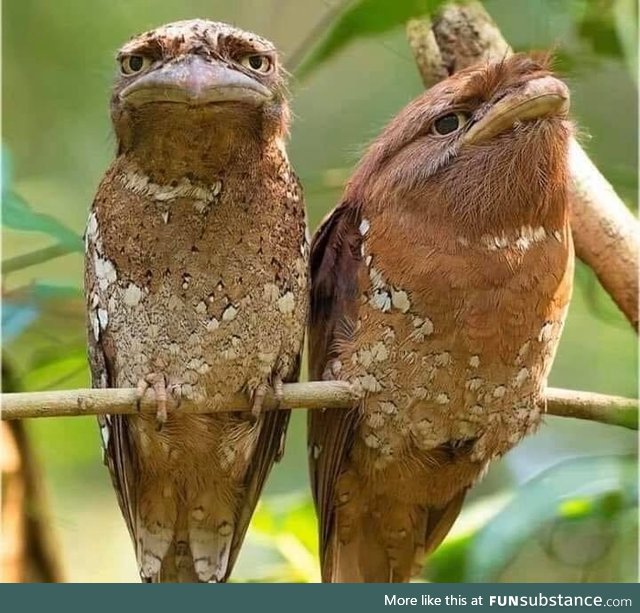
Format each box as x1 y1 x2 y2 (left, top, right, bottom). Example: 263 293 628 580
348 54 572 236
110 20 289 161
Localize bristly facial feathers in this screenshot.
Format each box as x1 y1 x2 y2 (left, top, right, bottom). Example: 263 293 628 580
308 54 574 582
346 54 572 238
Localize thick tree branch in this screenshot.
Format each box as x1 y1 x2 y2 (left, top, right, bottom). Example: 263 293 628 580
1 384 636 430
407 1 639 331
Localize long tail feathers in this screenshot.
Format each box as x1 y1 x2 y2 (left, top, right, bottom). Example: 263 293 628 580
323 493 466 583
140 506 235 583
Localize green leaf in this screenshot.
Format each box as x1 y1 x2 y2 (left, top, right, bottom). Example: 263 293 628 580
426 531 474 582
3 282 83 325
294 0 449 80
2 190 83 250
576 0 624 58
22 348 89 391
1 147 82 251
30 282 82 300
467 455 637 581
2 300 39 342
3 283 87 394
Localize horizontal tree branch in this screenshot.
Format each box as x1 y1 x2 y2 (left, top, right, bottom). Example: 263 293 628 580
545 387 637 430
406 1 639 331
1 384 636 430
0 382 357 419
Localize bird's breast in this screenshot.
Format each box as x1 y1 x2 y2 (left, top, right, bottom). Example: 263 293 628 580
86 162 309 402
340 218 573 484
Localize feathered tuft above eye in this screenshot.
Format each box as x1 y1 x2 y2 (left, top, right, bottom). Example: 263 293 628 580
120 54 152 76
240 54 273 74
432 112 470 136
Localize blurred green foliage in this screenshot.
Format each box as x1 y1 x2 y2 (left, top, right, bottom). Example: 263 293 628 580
2 0 637 582
293 0 449 78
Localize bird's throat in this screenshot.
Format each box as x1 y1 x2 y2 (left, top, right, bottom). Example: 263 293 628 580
115 103 278 180
109 131 289 221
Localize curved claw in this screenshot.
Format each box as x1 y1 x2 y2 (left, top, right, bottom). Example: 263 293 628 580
273 376 284 407
249 376 285 423
321 359 342 381
135 373 170 429
250 383 268 423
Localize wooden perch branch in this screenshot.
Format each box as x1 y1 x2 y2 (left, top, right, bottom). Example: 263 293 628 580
545 387 637 430
1 384 636 430
406 1 640 331
0 382 358 419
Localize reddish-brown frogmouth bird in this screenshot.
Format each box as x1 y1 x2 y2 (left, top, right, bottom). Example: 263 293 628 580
84 20 308 582
308 54 573 582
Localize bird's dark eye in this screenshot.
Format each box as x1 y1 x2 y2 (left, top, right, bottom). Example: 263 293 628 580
241 54 273 74
120 54 151 75
432 112 468 136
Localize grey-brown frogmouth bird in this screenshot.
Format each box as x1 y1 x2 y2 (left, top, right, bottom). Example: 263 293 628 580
85 19 308 582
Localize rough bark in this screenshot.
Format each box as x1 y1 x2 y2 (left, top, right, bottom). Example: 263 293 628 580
407 1 639 331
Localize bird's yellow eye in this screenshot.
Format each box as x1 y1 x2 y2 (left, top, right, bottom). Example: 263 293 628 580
240 54 273 74
120 55 151 76
432 112 469 136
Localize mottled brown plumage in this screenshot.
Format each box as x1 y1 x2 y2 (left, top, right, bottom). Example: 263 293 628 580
308 54 573 582
84 20 308 582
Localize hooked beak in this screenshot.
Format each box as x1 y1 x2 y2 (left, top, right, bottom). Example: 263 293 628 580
119 55 272 107
463 75 570 145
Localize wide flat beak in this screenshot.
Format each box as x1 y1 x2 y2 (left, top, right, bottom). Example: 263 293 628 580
119 55 272 107
463 75 570 145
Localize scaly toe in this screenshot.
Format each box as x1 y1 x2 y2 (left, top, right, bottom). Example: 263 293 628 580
250 383 268 422
273 377 284 407
134 373 169 429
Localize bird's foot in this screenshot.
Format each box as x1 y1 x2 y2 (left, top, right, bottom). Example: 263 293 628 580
273 376 284 406
136 373 181 429
249 376 284 422
322 359 342 381
250 383 268 423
